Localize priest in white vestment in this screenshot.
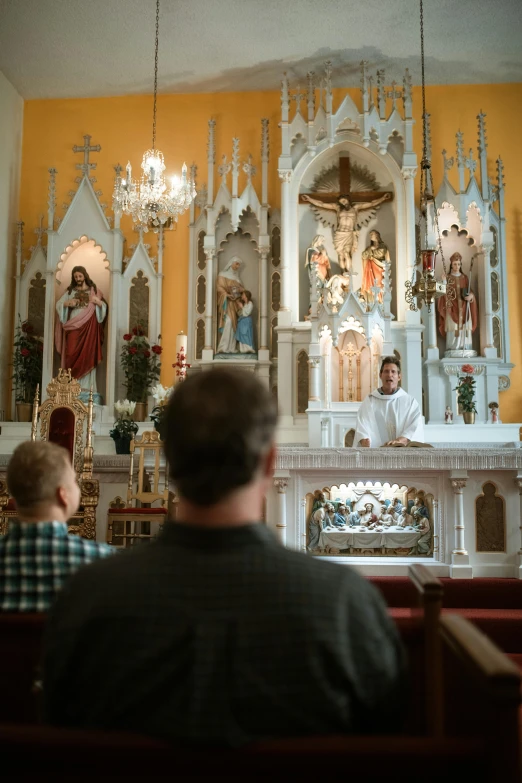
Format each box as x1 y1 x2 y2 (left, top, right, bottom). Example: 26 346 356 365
354 356 424 447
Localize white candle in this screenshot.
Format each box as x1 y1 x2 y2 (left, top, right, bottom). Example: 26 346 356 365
176 331 187 357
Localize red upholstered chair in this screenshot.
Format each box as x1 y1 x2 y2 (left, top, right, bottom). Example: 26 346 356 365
29 369 99 539
107 431 168 548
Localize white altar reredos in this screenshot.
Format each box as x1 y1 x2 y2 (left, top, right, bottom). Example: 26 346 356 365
5 64 522 578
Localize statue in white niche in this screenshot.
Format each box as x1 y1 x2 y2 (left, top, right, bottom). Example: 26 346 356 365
216 257 245 354
361 230 390 305
437 252 478 356
305 235 331 286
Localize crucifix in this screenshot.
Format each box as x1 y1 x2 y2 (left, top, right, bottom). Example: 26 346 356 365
300 154 394 273
73 134 101 175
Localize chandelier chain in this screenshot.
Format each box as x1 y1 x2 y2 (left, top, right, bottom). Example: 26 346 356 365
152 0 160 151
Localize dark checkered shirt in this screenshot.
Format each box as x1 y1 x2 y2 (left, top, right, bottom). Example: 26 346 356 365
0 521 115 612
44 522 406 745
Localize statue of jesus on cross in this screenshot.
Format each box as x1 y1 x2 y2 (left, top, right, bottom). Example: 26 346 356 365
300 155 393 274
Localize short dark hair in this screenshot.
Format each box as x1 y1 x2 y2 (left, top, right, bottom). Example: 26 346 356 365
380 355 401 374
7 441 72 509
163 368 278 506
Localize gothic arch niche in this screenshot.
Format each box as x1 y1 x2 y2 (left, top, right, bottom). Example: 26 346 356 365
296 350 309 414
336 330 370 402
271 226 281 267
28 272 46 337
54 236 110 399
475 482 505 553
195 319 205 360
196 275 206 315
271 316 278 358
387 131 404 169
271 272 281 312
129 271 150 335
493 316 502 357
216 226 260 353
491 272 500 312
490 226 498 268
197 231 206 270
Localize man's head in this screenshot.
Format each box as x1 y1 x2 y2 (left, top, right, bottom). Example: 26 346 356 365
365 502 373 512
164 368 278 510
338 504 346 514
379 356 401 394
400 508 407 516
337 195 352 210
7 441 80 521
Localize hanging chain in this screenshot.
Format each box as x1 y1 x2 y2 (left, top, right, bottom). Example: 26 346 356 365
151 0 160 151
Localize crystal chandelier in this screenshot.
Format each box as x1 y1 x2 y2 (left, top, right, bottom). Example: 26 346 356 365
405 0 450 312
112 0 195 232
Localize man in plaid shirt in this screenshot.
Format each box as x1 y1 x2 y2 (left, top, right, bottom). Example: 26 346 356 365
0 441 114 612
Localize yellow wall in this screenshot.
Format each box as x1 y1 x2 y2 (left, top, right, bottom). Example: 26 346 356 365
18 84 522 420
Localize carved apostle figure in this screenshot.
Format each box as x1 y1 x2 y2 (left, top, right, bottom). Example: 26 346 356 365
361 230 390 304
437 252 478 354
302 193 391 273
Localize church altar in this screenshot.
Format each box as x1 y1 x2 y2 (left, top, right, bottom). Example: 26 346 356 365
268 446 522 579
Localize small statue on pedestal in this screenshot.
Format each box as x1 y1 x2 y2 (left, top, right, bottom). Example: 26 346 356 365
445 406 453 424
489 402 499 424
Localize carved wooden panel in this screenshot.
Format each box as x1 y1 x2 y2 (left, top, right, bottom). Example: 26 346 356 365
129 270 150 335
196 275 206 315
28 272 46 337
197 230 206 270
271 316 278 358
297 350 309 414
476 482 505 552
493 316 502 357
195 319 205 360
491 272 499 312
271 226 280 267
271 272 281 312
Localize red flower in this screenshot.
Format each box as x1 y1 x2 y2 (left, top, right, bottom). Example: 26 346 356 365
151 345 162 354
132 327 138 336
143 350 151 358
129 347 138 355
123 333 132 341
20 348 30 357
21 322 33 334
461 364 474 374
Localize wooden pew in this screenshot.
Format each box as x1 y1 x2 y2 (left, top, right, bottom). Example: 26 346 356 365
0 613 46 723
0 611 518 781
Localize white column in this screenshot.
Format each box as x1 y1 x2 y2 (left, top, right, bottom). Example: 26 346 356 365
481 245 496 357
300 498 308 552
427 306 438 351
431 498 440 560
204 249 214 352
274 478 289 546
259 247 269 349
450 476 473 578
515 478 522 579
321 418 329 447
278 171 292 318
309 357 321 402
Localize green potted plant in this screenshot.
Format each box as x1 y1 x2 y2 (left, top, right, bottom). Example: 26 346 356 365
454 364 477 424
120 322 162 421
149 384 172 440
110 400 139 454
11 318 43 421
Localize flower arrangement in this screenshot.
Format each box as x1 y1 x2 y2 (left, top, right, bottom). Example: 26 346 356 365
453 363 477 414
11 318 43 403
120 322 162 403
149 384 172 438
173 349 190 381
109 399 139 446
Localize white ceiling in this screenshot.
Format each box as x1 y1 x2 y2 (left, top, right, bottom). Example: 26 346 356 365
1 0 521 100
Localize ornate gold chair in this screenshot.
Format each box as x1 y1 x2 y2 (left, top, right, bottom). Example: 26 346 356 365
28 369 99 539
106 431 168 548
